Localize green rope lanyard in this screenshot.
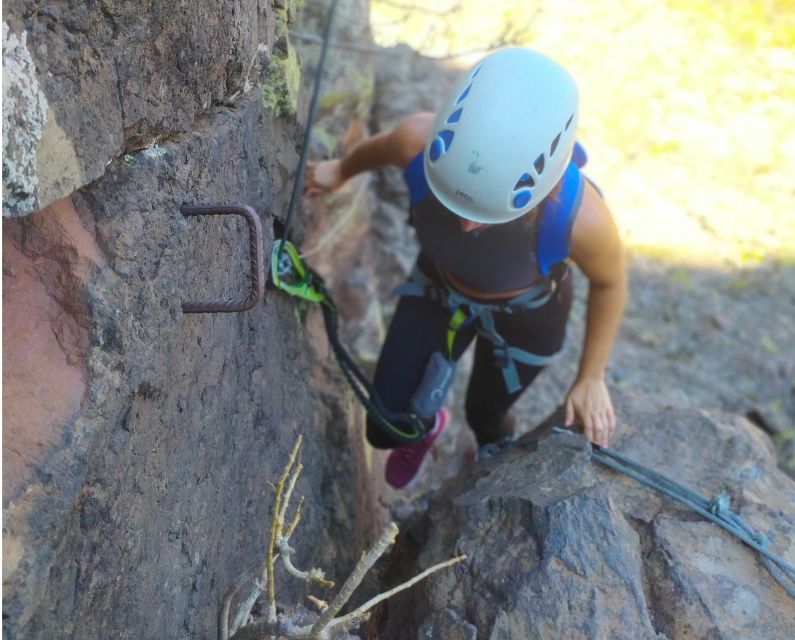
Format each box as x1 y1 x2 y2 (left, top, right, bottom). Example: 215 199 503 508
272 240 426 443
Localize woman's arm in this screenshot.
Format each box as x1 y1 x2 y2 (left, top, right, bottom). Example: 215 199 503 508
565 180 627 447
305 113 433 193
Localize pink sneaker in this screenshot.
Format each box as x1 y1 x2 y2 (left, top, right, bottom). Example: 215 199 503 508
385 408 450 489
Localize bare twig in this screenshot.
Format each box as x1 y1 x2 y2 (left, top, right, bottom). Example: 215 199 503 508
220 562 259 640
309 522 399 636
223 435 465 640
222 554 281 640
277 462 303 529
273 451 336 588
277 537 335 588
230 576 264 636
307 595 329 612
267 436 303 622
327 555 467 635
230 616 312 640
286 496 305 539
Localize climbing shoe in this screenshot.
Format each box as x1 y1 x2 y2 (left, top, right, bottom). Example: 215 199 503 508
385 408 450 489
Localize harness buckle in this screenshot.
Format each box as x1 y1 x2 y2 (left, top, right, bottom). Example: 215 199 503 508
492 344 512 369
423 284 445 305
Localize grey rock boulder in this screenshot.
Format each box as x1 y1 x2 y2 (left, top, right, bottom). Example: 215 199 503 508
379 390 795 639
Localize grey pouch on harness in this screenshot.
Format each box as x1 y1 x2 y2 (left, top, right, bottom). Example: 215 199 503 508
410 351 456 418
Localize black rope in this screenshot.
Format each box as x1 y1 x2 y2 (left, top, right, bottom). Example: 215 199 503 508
318 298 426 443
278 0 341 267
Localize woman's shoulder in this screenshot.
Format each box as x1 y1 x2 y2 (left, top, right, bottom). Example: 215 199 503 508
388 112 435 167
571 180 613 241
569 180 623 279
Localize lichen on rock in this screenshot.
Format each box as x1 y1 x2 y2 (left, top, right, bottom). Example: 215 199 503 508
260 0 305 117
261 38 302 117
2 21 49 217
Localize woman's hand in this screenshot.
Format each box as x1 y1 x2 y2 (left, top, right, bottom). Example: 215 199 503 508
305 159 344 196
564 376 616 447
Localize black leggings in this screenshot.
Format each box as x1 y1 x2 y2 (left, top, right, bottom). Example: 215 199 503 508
366 264 573 448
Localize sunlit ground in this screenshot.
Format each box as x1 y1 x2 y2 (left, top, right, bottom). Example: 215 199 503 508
369 0 795 267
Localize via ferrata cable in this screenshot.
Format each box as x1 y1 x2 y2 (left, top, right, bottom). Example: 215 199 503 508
551 427 795 598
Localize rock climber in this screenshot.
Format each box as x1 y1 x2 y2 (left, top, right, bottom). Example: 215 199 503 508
305 47 626 489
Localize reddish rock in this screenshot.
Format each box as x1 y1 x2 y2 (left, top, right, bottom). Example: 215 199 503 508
3 197 103 502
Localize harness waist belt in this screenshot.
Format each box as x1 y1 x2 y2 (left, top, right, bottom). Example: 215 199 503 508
393 266 563 393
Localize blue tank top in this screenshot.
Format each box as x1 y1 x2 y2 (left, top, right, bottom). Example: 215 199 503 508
403 150 586 293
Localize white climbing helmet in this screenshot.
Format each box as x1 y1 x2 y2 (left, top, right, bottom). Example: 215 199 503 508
424 47 579 224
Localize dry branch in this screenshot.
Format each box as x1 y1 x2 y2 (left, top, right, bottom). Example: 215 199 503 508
267 436 303 622
309 522 399 635
220 562 258 640
326 554 467 635
222 435 465 640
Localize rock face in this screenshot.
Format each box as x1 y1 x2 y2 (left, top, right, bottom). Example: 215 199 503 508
379 390 795 640
369 46 459 295
2 0 297 217
3 1 379 639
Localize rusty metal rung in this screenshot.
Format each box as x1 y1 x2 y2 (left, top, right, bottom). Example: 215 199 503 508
181 203 265 314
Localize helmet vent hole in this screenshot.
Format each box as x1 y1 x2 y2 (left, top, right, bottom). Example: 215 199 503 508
550 133 561 156
429 129 455 162
471 64 483 79
514 173 535 189
565 113 574 131
429 138 444 162
534 153 545 175
438 129 455 149
446 108 463 124
512 189 533 209
456 84 472 105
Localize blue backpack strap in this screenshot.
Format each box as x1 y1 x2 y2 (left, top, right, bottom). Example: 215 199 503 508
537 160 585 275
403 152 429 208
572 140 606 197
571 140 588 169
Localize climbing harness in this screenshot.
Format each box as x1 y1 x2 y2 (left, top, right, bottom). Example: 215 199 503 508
551 427 795 598
271 239 426 443
398 140 588 396
394 264 560 394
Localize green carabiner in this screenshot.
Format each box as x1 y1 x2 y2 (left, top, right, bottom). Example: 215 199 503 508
270 240 327 303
